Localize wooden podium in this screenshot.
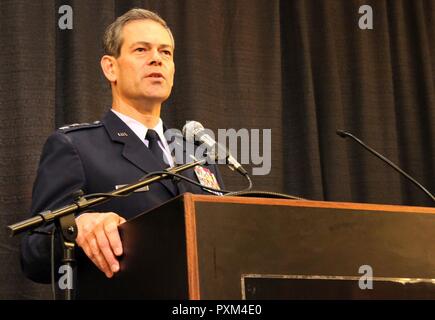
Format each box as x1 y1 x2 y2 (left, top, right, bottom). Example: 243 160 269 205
76 193 435 299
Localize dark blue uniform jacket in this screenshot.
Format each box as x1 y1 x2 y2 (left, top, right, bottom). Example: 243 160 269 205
21 110 224 283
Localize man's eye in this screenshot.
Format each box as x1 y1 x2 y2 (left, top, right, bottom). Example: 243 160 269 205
135 48 145 52
162 50 172 56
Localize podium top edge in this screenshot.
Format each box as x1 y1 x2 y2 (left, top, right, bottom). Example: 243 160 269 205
183 193 435 215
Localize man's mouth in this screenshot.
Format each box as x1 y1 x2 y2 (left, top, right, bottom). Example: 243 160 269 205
146 72 164 79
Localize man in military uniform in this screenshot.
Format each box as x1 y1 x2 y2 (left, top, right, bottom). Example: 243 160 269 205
21 9 223 283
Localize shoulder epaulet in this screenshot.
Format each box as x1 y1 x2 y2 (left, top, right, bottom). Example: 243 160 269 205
58 121 103 133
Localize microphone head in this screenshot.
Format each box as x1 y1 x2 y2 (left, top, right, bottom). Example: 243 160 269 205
336 129 349 138
182 121 204 143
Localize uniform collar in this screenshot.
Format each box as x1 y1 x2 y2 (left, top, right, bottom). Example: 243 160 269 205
110 109 165 146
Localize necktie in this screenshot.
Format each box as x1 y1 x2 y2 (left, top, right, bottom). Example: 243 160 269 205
146 129 168 168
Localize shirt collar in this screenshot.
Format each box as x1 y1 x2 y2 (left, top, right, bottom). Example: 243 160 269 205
111 109 165 143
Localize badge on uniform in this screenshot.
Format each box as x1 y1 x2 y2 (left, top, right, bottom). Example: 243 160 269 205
194 166 222 195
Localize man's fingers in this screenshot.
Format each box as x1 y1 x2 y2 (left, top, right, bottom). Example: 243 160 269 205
104 220 123 257
81 238 107 276
77 232 103 273
95 222 120 273
86 232 113 278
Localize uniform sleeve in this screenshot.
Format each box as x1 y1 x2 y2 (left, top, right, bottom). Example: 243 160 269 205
21 131 86 283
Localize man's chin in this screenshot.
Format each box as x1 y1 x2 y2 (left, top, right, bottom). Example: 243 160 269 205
143 90 171 101
138 93 170 103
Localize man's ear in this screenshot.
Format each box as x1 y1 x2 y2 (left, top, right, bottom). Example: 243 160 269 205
100 55 117 83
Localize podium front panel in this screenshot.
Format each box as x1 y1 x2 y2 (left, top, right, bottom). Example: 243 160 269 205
190 198 435 299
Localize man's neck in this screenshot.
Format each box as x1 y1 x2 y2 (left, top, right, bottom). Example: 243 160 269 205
112 98 162 128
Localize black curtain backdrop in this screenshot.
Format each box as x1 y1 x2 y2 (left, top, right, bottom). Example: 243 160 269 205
0 0 433 299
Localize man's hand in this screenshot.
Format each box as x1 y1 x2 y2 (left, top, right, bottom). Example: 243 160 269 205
75 212 126 278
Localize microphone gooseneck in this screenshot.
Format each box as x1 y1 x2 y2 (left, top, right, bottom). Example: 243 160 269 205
336 129 435 203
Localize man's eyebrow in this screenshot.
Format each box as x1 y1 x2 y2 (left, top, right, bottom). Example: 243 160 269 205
130 41 174 50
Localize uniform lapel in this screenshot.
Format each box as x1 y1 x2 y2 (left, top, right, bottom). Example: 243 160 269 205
102 111 178 196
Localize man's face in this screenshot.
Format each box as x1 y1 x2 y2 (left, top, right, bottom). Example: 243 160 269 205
113 19 175 104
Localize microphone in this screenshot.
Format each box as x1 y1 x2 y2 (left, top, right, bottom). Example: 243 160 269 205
183 121 248 176
336 129 435 203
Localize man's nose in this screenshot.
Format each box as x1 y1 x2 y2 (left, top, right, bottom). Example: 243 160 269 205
149 49 162 66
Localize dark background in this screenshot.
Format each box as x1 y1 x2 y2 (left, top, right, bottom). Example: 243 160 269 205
0 0 433 299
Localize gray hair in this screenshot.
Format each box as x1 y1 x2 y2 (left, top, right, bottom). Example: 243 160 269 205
103 8 174 58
